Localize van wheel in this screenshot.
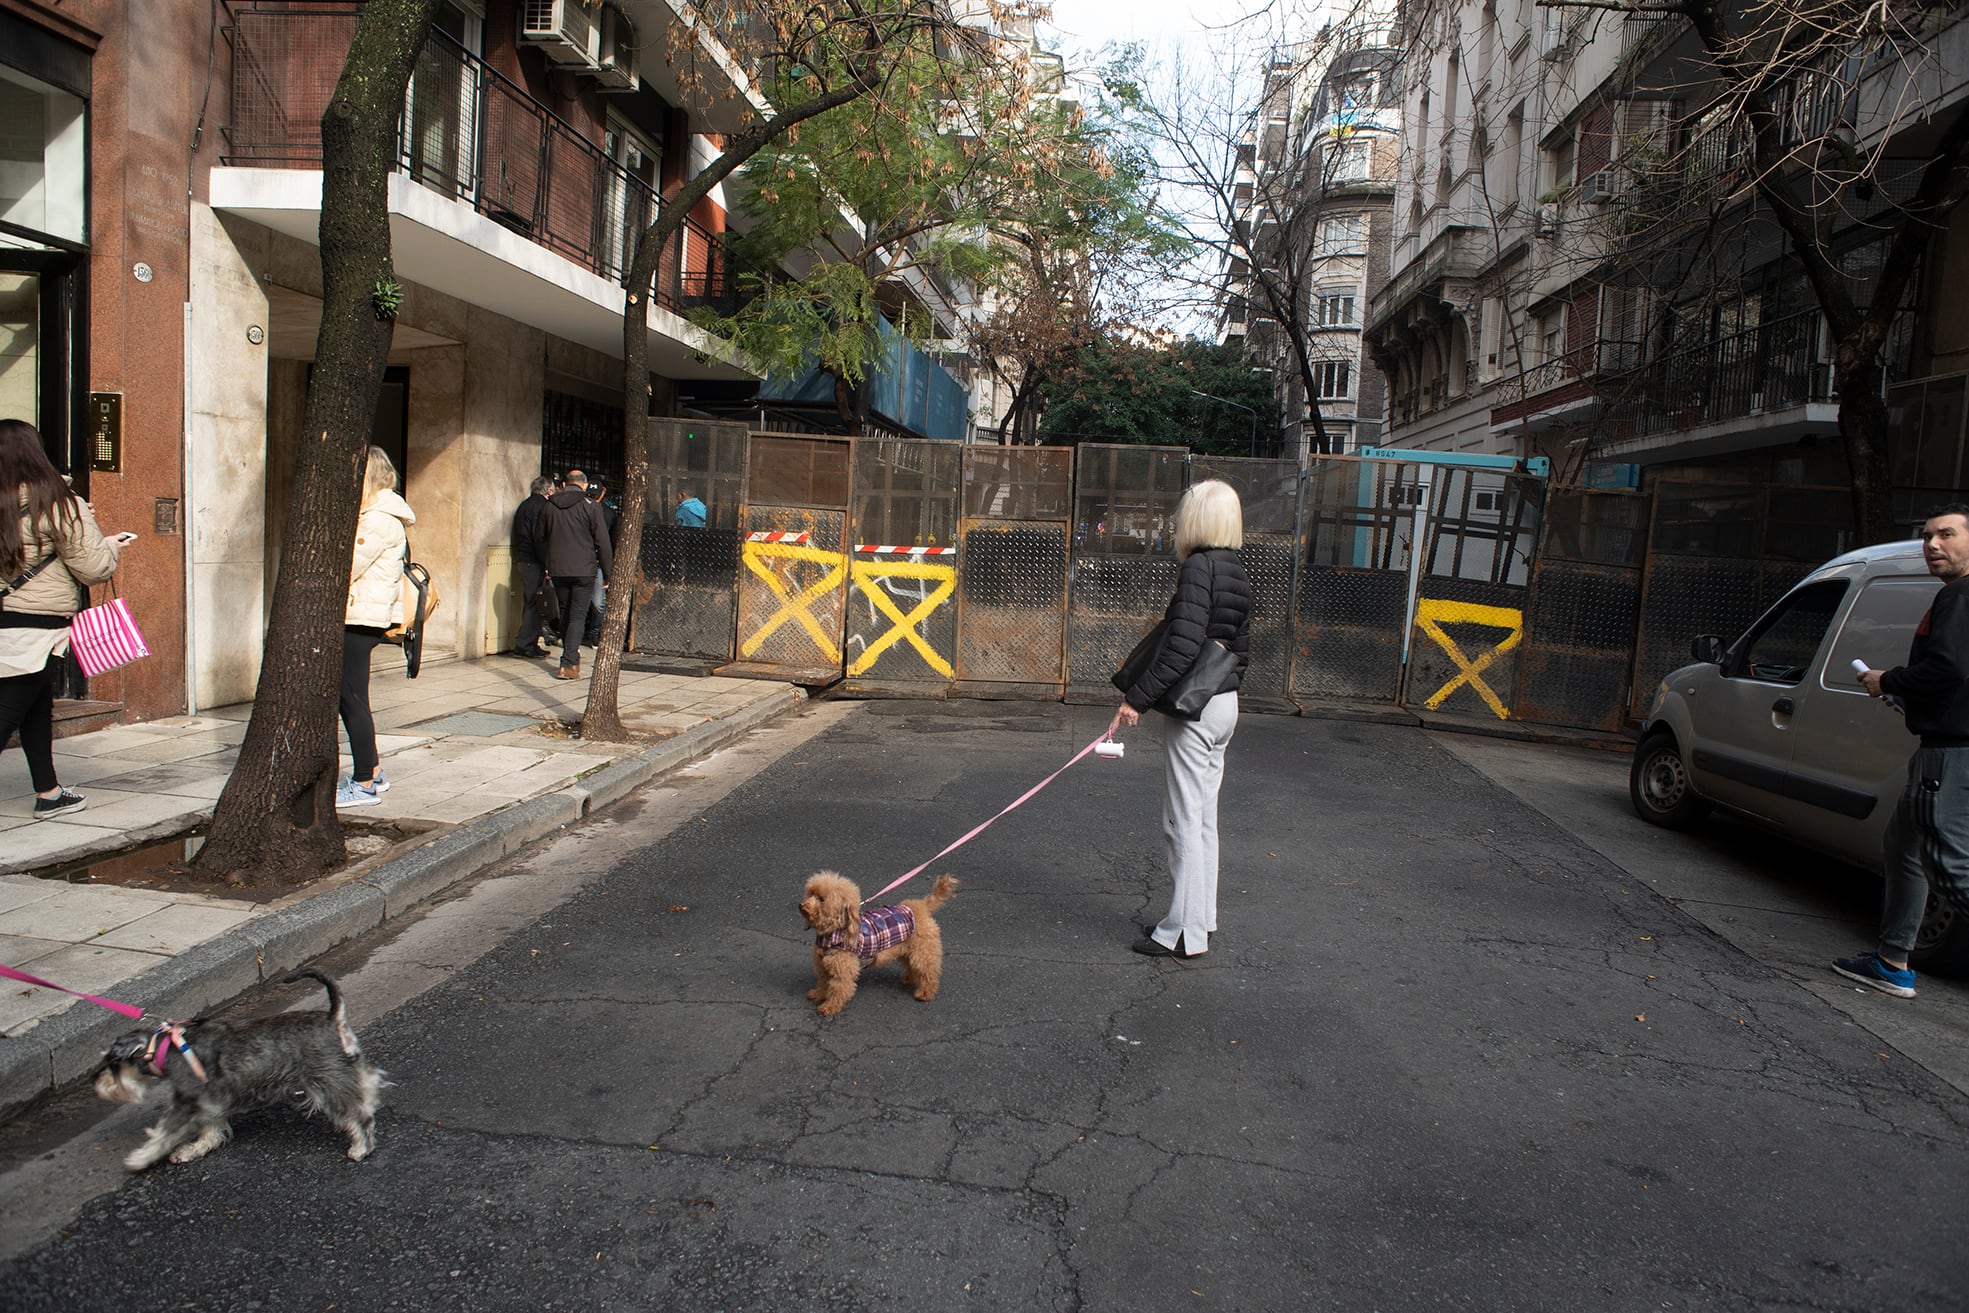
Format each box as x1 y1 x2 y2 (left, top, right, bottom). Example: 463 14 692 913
1911 894 1969 976
1630 733 1709 830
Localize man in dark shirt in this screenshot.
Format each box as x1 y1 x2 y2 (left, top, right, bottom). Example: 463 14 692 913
1841 503 1969 997
509 475 555 658
538 468 613 680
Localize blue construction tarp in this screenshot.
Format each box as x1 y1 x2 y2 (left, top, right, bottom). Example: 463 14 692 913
755 317 967 440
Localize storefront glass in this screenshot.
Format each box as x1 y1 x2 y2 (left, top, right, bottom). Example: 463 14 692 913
0 63 86 246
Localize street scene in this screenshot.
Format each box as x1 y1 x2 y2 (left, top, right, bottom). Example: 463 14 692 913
2 699 1965 1311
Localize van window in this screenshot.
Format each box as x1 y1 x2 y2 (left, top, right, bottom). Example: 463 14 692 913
1821 575 1942 693
1730 581 1847 684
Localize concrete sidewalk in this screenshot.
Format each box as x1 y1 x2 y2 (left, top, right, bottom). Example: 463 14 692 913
0 655 802 1116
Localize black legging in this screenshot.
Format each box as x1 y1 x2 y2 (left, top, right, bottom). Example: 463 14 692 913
0 655 62 793
340 626 385 784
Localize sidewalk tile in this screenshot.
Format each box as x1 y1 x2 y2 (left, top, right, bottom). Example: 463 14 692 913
27 788 205 835
93 903 257 955
0 941 161 1035
0 932 67 967
0 877 64 916
0 820 125 869
0 885 174 941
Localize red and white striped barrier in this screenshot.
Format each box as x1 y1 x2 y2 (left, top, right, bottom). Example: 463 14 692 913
745 531 810 544
855 544 956 555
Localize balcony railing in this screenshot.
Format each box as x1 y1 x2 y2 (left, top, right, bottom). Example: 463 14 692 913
1494 342 1601 407
1599 309 1830 441
222 5 756 320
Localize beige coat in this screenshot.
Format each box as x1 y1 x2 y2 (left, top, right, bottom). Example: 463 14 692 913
346 488 415 629
0 488 124 678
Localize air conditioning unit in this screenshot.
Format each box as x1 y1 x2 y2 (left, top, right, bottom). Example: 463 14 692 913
594 7 640 91
1581 170 1619 203
1540 19 1572 61
520 0 600 67
1534 203 1561 239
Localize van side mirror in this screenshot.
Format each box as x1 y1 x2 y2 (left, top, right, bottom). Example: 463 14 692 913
1690 634 1724 664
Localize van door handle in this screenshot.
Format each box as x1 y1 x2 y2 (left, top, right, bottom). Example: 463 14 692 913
1772 697 1795 715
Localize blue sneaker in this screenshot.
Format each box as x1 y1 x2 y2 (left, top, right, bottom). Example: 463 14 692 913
335 778 382 809
370 768 390 794
1832 952 1916 998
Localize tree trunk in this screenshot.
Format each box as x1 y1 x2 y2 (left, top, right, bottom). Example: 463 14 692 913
1835 343 1898 546
194 0 436 885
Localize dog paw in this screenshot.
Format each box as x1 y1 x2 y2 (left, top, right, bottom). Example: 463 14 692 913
122 1150 154 1172
816 1002 843 1017
806 988 826 1002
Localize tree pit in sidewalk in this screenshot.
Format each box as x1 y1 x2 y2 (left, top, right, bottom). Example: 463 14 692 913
24 820 432 901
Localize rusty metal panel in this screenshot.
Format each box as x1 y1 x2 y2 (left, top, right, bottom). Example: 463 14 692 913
964 447 1073 521
956 521 1067 685
732 500 849 683
843 439 962 690
1512 490 1647 732
1067 554 1181 695
747 434 852 507
633 419 748 659
1291 457 1416 703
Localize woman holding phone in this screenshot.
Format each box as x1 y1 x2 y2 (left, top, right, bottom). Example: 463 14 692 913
0 419 131 819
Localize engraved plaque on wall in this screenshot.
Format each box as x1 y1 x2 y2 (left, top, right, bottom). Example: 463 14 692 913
88 392 122 473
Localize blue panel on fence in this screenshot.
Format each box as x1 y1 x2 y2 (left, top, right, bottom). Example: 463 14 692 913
926 367 967 440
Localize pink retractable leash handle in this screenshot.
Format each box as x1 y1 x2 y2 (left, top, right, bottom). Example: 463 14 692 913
862 715 1123 905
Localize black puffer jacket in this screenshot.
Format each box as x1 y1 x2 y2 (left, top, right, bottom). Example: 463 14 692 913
1124 548 1253 712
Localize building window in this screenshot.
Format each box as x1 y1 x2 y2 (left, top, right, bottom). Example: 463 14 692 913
1329 138 1371 182
1314 214 1366 256
1315 360 1353 398
0 64 86 244
1544 133 1576 195
1316 292 1356 327
1536 309 1564 364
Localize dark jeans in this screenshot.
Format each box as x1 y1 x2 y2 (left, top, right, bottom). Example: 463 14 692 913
552 575 593 670
0 655 63 793
340 626 385 783
516 559 546 651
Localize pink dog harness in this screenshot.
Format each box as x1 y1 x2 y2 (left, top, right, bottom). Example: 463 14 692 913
820 904 916 961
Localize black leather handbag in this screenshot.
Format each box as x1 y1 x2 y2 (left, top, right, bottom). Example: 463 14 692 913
1112 621 1240 719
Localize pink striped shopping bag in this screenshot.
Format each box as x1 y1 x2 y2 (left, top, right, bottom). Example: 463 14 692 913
69 596 150 676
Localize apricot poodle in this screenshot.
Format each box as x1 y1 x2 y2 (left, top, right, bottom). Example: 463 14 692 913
798 871 960 1017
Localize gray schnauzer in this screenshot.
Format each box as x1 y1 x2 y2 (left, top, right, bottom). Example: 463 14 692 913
94 969 386 1171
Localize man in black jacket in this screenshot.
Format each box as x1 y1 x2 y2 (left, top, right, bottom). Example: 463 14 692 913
1843 503 1969 998
509 475 555 658
538 469 613 680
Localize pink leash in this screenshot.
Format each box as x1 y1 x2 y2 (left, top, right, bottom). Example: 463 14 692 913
862 714 1121 905
0 963 144 1019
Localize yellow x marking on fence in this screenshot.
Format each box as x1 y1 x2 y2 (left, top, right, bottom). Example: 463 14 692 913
1415 598 1523 720
848 559 957 678
739 540 846 661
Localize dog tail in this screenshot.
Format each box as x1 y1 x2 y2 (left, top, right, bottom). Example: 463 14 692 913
283 969 360 1058
922 873 960 911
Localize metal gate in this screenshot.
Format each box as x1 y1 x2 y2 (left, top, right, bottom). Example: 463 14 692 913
1403 466 1543 722
726 434 853 684
1193 455 1301 709
1628 482 1854 719
843 438 962 695
955 446 1073 696
1065 443 1188 698
1512 488 1648 732
1292 456 1420 704
634 418 747 661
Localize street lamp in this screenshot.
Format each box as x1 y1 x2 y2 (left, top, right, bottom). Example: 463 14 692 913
1189 389 1259 457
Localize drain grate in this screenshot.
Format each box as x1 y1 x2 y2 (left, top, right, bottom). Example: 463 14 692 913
408 711 539 736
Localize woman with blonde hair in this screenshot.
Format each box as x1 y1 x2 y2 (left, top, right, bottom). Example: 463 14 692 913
338 446 415 808
0 419 130 819
1115 479 1253 959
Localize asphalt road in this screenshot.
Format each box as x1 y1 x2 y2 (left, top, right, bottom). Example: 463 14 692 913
2 700 1966 1312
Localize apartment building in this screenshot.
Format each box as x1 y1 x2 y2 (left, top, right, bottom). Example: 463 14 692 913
2 0 982 731
1366 0 1969 522
1229 27 1402 460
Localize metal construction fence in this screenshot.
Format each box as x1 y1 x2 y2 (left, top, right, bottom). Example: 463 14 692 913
628 430 1845 735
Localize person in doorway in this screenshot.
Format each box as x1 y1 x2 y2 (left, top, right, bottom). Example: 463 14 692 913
1115 479 1253 959
1841 503 1969 997
509 474 555 658
675 489 708 529
339 447 415 808
585 480 617 648
539 468 612 680
0 419 131 820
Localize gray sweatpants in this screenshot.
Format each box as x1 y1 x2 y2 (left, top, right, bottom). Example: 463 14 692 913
1879 744 1969 960
1151 690 1239 955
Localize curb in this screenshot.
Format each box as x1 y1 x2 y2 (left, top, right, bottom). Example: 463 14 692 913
0 686 806 1124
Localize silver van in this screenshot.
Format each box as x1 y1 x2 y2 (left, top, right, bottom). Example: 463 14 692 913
1629 540 1965 970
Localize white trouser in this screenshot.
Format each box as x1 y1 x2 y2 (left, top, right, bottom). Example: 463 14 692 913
1152 690 1238 955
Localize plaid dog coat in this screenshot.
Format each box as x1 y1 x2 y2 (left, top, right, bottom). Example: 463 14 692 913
820 903 917 961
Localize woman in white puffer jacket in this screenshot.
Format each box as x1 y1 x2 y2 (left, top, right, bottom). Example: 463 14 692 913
339 447 414 808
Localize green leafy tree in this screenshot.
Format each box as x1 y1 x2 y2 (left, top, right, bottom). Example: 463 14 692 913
1037 338 1282 454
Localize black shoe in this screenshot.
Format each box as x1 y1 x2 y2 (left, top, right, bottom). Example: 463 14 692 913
31 787 87 820
1132 936 1202 959
510 645 547 658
